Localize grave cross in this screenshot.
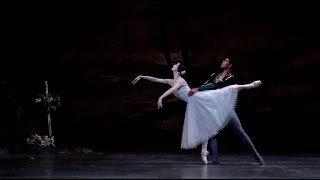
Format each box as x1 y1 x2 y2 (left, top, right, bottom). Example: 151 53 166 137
35 81 61 137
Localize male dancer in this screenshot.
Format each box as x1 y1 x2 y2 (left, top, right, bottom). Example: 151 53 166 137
188 57 266 165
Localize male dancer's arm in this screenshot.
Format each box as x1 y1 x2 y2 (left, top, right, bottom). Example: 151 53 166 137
188 75 235 96
199 75 235 91
188 72 217 96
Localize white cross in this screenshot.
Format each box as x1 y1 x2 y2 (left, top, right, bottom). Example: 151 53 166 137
35 81 60 137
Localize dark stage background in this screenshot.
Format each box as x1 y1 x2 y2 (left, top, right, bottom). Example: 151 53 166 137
1 1 319 154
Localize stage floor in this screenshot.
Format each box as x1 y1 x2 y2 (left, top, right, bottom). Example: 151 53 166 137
0 152 319 179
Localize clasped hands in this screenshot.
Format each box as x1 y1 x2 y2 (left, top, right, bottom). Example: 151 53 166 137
188 88 199 96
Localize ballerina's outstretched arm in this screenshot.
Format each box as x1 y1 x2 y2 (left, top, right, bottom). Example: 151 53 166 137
132 75 184 109
132 75 170 85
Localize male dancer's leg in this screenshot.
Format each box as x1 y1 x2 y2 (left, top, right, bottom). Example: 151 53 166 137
229 111 265 165
208 137 220 164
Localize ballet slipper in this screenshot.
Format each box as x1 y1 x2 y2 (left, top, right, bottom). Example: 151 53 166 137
201 150 209 164
251 80 262 88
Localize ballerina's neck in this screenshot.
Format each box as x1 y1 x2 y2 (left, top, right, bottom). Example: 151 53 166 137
173 71 181 80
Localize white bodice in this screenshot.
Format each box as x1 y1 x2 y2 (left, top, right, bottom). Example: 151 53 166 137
177 85 190 102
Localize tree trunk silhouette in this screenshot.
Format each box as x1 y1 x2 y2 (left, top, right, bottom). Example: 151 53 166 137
125 0 134 74
176 0 190 67
159 2 172 67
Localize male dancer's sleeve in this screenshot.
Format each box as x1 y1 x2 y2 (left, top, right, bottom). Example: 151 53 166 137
214 76 236 88
198 75 235 91
198 83 217 91
197 73 218 91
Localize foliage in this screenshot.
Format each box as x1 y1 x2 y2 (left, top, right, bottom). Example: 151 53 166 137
26 134 55 147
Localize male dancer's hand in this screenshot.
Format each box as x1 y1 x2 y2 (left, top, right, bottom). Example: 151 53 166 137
188 88 199 96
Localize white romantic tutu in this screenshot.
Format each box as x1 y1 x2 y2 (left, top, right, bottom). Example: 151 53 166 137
177 85 239 149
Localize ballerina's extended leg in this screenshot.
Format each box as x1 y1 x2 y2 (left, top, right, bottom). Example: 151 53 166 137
229 80 262 91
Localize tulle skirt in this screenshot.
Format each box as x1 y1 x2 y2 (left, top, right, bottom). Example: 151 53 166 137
181 85 239 149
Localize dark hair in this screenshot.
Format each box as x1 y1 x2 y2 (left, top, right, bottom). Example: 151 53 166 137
225 56 238 69
178 63 188 77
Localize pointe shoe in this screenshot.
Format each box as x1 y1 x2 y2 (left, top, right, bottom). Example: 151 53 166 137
201 151 209 164
250 80 262 88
